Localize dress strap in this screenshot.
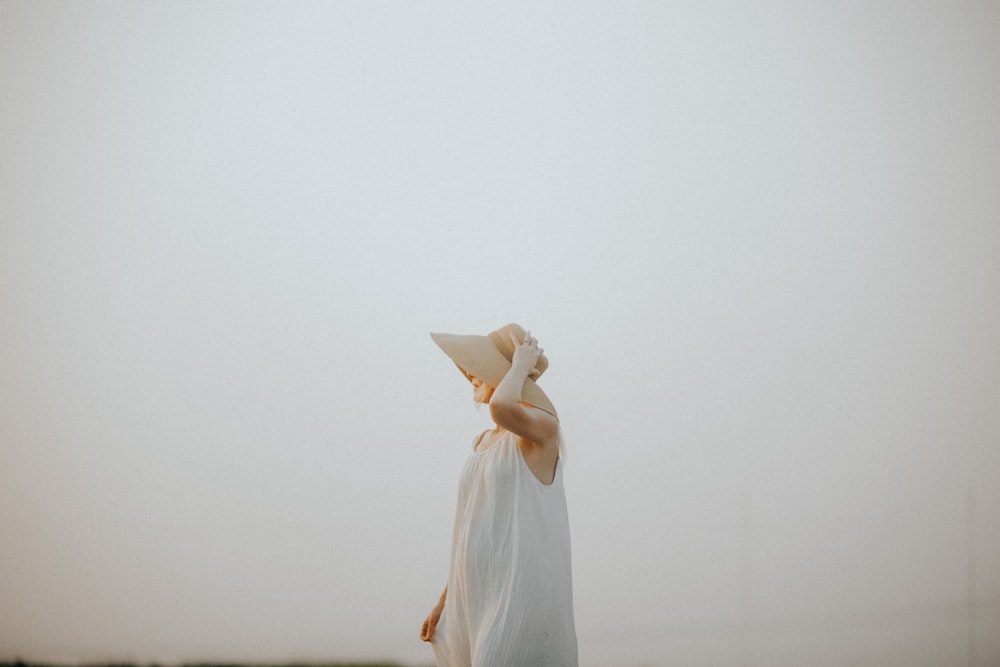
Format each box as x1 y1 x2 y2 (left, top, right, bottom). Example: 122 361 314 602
472 430 488 452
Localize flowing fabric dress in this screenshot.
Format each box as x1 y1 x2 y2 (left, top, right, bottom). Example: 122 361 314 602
432 429 578 667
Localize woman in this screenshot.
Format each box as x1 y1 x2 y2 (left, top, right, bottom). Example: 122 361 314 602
420 323 578 667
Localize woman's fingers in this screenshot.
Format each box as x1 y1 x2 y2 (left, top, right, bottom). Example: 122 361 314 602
421 618 437 641
511 331 542 373
513 331 539 348
421 609 440 641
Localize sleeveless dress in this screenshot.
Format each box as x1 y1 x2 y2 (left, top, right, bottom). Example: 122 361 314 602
432 429 578 667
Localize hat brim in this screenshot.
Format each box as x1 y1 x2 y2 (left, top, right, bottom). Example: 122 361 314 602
430 332 557 418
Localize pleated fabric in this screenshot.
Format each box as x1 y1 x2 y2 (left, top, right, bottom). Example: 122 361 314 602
432 429 578 667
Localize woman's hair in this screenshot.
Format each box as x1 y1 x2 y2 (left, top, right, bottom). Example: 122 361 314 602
467 371 496 405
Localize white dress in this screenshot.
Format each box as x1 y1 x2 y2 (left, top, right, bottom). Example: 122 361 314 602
433 429 578 667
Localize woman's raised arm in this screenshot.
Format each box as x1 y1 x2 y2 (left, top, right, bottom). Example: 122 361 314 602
489 331 559 446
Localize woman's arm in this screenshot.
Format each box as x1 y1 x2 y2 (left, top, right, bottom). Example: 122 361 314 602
420 585 447 641
489 331 559 446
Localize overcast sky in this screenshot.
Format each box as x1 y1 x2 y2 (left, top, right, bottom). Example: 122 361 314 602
1 3 999 666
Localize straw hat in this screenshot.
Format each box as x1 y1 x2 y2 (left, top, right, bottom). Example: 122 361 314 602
430 323 557 418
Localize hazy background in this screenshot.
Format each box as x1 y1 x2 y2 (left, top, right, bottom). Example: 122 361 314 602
2 2 998 666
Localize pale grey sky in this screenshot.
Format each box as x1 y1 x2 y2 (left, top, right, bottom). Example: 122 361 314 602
1 2 998 666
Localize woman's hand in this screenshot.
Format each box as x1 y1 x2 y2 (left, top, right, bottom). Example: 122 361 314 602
511 330 543 379
420 603 443 642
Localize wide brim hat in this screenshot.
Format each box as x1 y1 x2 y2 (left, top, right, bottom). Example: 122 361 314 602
430 322 557 418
